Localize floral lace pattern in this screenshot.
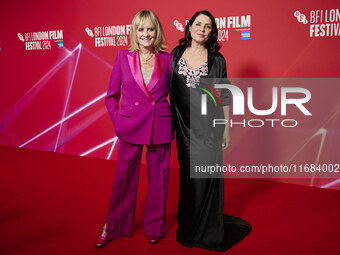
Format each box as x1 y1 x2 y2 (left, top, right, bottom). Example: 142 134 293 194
177 57 208 88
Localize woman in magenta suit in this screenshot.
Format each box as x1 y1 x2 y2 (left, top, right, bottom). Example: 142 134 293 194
95 10 173 247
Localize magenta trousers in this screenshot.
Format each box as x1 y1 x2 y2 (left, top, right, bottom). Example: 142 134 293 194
105 139 171 239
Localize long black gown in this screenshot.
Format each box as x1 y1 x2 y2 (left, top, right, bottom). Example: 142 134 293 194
170 45 252 252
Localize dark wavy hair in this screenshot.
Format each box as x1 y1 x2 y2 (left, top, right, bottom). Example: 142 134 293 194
179 10 220 53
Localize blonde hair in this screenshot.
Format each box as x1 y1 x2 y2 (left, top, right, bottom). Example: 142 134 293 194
129 10 166 52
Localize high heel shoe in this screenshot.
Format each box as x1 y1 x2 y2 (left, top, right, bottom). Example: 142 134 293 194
95 228 110 248
147 236 160 244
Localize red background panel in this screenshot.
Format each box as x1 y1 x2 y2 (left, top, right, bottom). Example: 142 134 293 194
0 0 339 189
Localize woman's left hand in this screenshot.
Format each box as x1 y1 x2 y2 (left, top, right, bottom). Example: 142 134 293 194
222 134 231 150
222 105 230 150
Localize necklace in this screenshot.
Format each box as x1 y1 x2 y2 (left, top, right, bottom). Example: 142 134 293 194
189 46 205 57
140 52 154 65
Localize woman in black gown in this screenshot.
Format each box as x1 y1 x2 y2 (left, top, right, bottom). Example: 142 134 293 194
170 10 252 252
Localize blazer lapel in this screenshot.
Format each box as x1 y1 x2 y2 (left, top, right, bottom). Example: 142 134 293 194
147 52 165 92
127 51 153 100
170 46 185 86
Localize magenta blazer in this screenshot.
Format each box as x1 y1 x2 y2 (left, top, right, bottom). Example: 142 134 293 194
105 49 174 145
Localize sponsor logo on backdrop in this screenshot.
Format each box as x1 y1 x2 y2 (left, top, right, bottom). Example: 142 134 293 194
294 9 340 37
173 15 251 41
85 25 130 47
18 30 63 50
241 31 250 40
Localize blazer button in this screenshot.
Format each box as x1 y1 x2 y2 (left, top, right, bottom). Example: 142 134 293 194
135 102 139 106
151 101 155 105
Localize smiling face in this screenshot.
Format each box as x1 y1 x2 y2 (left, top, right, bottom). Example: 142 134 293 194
136 19 156 49
189 14 212 45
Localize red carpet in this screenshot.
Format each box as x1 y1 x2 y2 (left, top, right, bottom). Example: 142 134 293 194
0 145 339 255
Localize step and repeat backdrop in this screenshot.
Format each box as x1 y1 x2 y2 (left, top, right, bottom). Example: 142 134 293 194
0 0 339 188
